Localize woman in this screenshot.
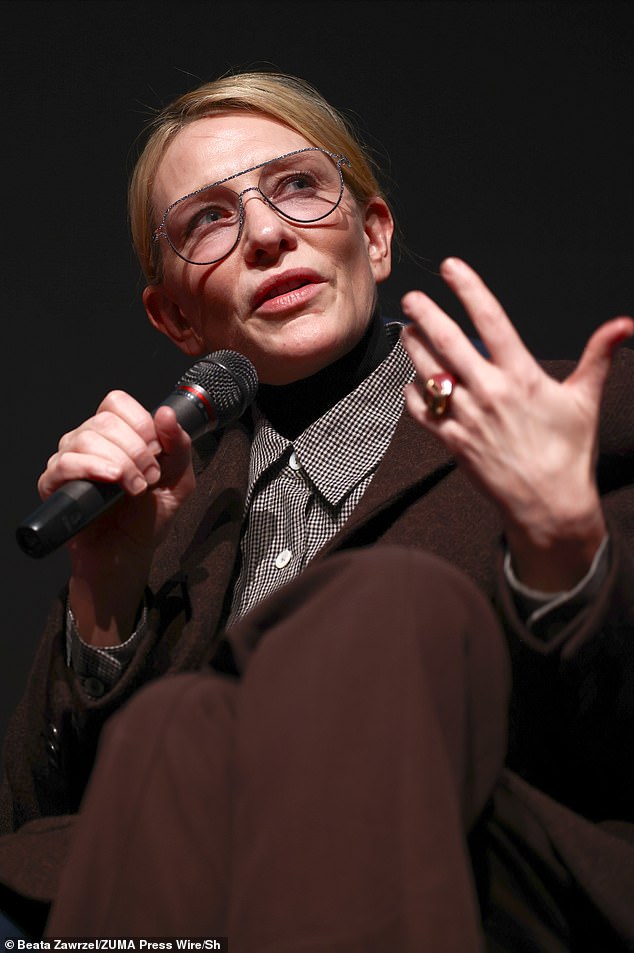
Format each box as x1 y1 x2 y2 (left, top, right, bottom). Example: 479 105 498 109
1 71 633 950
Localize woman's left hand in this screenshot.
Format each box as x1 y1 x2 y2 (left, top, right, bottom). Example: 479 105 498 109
401 257 634 592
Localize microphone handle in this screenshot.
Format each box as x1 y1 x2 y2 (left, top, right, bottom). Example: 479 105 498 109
17 480 125 558
16 387 212 559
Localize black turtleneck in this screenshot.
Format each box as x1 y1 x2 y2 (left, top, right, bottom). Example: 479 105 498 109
255 308 395 440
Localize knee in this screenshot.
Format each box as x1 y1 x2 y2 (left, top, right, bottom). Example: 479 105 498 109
323 546 502 644
239 545 507 681
371 545 501 634
333 545 488 612
348 545 506 660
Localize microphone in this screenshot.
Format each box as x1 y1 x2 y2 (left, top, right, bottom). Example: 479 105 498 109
16 350 258 559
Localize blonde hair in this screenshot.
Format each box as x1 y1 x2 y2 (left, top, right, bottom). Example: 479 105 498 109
129 71 385 284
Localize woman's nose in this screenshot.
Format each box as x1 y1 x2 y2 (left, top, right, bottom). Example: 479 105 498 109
240 189 298 262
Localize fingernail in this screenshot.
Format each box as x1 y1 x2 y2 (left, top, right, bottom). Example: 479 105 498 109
131 476 148 495
401 291 419 313
145 464 161 484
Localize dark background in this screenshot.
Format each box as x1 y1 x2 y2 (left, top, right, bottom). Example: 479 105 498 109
1 1 632 749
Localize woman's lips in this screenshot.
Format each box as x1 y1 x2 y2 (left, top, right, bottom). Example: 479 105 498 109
254 280 324 315
252 271 326 314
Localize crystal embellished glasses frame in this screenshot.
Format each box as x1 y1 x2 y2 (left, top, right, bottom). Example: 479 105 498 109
152 146 352 267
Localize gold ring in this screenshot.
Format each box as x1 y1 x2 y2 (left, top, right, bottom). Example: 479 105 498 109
423 373 456 418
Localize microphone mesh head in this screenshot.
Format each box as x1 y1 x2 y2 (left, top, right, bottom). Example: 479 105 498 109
177 350 258 427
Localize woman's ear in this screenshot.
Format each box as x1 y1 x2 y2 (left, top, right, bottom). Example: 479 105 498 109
363 196 394 285
143 285 205 356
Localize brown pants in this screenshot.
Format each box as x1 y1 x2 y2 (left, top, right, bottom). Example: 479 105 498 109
46 547 510 951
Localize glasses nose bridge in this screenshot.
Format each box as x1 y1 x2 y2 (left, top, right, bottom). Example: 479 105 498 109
236 181 276 217
235 182 290 251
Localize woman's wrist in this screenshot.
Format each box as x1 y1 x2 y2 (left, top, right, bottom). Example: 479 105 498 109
503 503 607 593
68 542 153 647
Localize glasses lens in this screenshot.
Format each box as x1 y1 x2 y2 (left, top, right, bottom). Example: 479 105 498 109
165 184 240 265
163 149 344 265
260 151 344 223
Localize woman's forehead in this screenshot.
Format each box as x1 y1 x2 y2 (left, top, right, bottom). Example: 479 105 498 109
154 113 314 207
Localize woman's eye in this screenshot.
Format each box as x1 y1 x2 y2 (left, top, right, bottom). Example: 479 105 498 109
200 208 222 224
188 205 230 234
284 172 317 192
267 170 319 199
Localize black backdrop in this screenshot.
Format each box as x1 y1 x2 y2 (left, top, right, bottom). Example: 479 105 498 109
2 0 633 749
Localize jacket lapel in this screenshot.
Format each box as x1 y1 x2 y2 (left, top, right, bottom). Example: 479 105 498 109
146 421 252 668
321 409 456 555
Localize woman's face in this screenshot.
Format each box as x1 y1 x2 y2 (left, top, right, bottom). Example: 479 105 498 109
144 112 393 385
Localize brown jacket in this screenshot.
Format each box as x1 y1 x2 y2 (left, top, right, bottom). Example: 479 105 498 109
1 352 633 937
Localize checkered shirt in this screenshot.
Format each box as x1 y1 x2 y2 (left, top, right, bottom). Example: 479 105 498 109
225 323 413 627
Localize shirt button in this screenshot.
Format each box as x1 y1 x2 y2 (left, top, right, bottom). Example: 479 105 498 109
275 548 293 569
289 451 301 471
82 676 106 698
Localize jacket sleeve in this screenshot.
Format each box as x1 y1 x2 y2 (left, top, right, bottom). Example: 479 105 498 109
497 349 634 822
0 576 195 832
0 425 250 835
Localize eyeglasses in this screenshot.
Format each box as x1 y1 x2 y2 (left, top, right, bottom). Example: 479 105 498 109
152 147 351 267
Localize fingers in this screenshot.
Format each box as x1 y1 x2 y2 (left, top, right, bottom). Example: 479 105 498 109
401 258 537 389
567 316 634 402
151 406 193 487
403 259 633 411
401 259 631 585
401 289 482 385
399 312 461 438
439 258 529 367
38 391 187 501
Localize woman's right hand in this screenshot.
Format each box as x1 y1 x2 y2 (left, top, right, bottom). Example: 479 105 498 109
39 390 196 646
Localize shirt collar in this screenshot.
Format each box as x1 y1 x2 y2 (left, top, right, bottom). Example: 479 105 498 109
248 322 414 509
